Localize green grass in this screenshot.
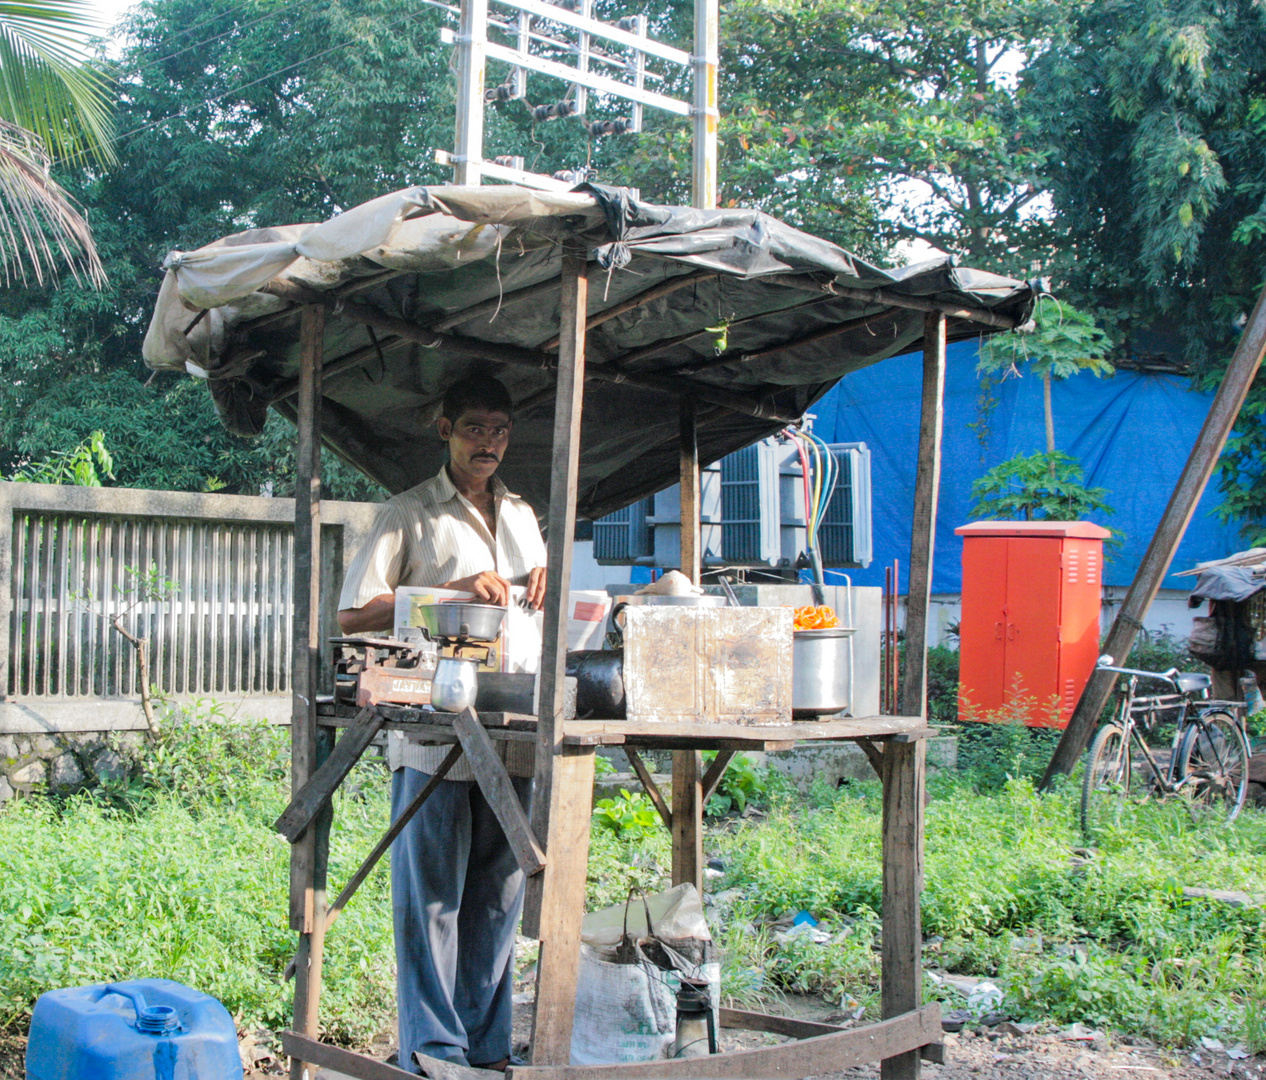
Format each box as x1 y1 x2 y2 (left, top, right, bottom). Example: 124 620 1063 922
0 712 1262 1055
708 772 1266 1050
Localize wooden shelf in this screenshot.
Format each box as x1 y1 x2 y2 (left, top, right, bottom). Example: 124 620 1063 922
317 700 933 750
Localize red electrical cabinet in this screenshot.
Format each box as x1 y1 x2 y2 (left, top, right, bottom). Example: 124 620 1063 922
955 521 1110 728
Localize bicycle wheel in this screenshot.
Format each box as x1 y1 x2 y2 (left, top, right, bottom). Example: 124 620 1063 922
1081 723 1131 839
1175 711 1250 824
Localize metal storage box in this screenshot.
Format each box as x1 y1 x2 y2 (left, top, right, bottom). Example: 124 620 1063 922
956 520 1109 728
621 606 793 725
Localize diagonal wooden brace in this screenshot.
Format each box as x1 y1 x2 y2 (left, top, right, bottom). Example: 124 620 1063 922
701 749 736 805
453 707 547 877
275 707 383 842
623 748 672 829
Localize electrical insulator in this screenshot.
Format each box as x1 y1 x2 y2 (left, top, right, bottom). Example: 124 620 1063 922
531 100 577 122
616 16 638 30
587 118 631 137
483 83 517 103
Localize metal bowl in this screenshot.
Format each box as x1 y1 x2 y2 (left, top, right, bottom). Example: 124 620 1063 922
412 602 506 642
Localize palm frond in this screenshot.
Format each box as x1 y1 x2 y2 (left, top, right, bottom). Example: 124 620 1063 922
0 0 113 164
0 117 103 286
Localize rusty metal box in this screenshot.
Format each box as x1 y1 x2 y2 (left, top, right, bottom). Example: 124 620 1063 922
622 606 794 724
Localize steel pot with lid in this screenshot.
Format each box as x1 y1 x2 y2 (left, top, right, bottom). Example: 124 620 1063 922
792 626 855 717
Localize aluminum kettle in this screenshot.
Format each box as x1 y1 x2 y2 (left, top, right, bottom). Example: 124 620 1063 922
432 656 479 713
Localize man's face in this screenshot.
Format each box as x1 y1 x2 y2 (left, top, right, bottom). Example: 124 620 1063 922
438 408 512 483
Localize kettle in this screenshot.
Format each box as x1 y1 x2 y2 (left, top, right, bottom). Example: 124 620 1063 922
432 656 479 713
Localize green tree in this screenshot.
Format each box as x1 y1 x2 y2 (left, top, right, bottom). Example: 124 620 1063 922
706 0 1071 270
978 300 1114 456
971 449 1116 528
1023 0 1266 539
0 0 113 285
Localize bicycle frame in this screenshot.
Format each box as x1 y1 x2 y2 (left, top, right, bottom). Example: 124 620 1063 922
1101 663 1245 799
1115 676 1190 793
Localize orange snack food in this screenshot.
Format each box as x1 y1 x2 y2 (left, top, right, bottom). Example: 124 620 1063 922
793 604 839 630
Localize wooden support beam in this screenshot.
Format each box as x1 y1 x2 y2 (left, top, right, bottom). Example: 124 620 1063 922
275 707 383 842
540 271 719 351
671 750 704 895
525 243 595 1066
525 748 597 1065
270 335 405 403
898 312 946 719
700 749 735 805
283 1031 420 1080
453 708 546 876
624 748 672 829
856 738 885 778
507 1005 943 1080
1040 282 1266 788
258 279 797 425
880 739 927 1080
288 304 326 1080
284 743 463 982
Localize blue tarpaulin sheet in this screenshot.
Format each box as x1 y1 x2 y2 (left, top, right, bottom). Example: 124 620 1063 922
809 340 1245 594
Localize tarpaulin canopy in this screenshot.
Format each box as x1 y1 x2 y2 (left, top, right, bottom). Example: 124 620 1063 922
143 183 1036 518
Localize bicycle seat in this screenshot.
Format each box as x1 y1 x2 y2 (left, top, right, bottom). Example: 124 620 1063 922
1176 672 1211 693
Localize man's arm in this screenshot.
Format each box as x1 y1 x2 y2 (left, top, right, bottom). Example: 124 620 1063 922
338 594 395 633
337 570 528 633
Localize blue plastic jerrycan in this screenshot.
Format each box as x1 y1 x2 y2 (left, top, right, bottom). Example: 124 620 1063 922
25 978 243 1080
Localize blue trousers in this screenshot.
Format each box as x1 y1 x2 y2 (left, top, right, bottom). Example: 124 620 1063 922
391 767 533 1071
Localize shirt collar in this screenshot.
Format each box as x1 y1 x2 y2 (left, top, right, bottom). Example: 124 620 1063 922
434 464 508 503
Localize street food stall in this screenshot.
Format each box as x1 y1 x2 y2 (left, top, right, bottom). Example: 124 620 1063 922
143 182 1036 1080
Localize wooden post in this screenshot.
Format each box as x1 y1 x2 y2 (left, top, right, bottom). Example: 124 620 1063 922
1040 283 1266 788
525 241 591 1065
672 394 705 895
880 737 926 1080
671 749 704 893
289 305 326 1080
898 313 946 718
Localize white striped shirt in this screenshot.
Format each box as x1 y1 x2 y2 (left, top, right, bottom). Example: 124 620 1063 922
339 465 546 778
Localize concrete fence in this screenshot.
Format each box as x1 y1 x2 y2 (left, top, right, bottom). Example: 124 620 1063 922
0 481 380 740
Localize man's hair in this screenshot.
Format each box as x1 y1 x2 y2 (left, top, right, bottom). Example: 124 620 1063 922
441 374 514 422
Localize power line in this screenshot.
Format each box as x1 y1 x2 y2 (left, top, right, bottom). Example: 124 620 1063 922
110 6 433 148
116 0 323 79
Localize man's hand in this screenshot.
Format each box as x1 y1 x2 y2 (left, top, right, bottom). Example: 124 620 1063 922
448 570 512 606
526 566 547 610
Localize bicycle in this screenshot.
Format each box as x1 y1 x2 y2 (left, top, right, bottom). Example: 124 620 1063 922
1080 655 1251 838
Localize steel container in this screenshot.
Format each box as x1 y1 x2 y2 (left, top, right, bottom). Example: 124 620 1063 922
412 602 506 642
431 656 480 713
792 627 855 717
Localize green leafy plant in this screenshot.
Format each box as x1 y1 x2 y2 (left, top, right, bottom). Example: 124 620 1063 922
979 301 1115 457
591 790 661 841
703 752 766 817
970 451 1118 543
8 428 113 486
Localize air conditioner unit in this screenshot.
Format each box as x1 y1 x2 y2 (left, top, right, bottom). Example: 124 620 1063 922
592 496 653 564
719 442 781 566
590 437 872 569
819 442 873 568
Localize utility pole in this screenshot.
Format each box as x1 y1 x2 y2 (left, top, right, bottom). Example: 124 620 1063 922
442 0 718 200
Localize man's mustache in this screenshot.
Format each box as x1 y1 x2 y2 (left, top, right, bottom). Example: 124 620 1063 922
473 452 500 462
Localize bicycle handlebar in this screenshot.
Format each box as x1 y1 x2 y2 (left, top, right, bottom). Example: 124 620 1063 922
1095 663 1181 686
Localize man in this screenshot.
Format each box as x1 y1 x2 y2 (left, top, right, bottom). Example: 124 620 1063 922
338 374 546 1073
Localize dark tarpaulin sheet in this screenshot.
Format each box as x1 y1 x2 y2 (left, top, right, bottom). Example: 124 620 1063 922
143 183 1035 519
810 339 1246 593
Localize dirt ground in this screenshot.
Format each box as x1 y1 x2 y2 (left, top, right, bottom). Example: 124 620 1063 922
5 996 1262 1079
